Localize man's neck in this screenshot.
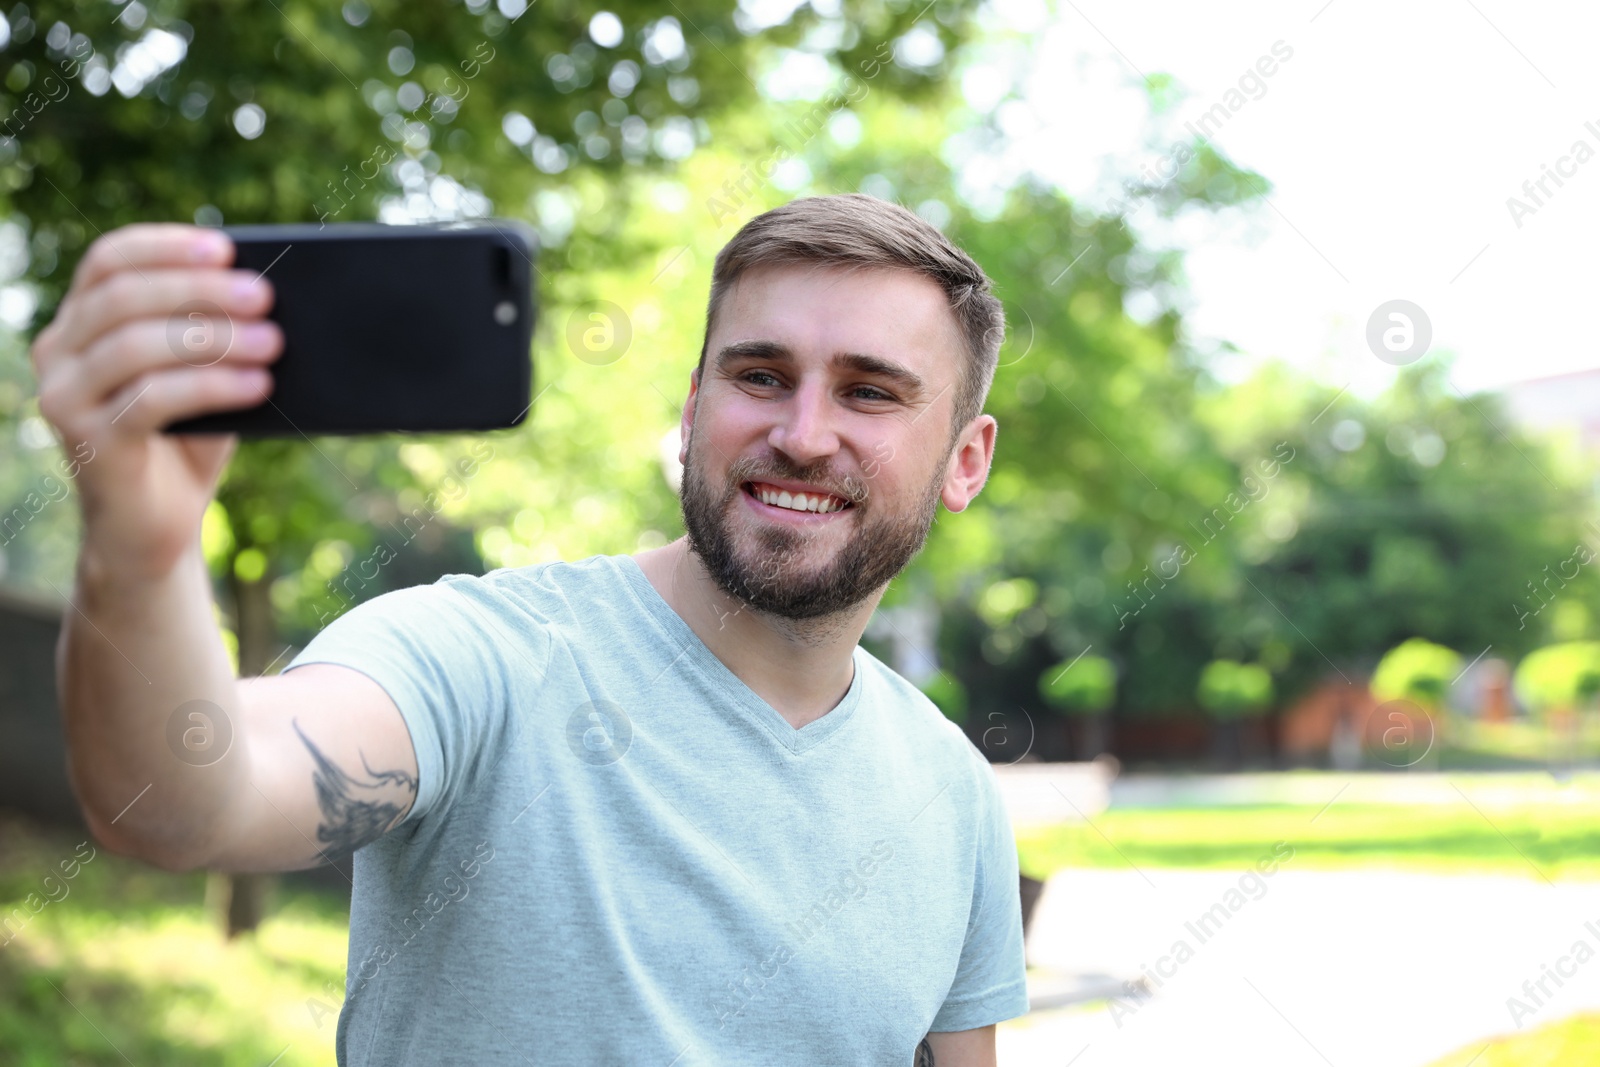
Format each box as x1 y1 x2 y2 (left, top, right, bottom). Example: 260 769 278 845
631 538 879 730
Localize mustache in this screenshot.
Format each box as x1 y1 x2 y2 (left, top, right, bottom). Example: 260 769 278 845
723 455 869 507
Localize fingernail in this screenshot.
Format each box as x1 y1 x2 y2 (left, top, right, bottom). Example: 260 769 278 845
240 322 277 348
191 231 230 261
232 273 265 301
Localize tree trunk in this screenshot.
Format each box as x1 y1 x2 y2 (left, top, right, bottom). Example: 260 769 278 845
1083 712 1108 760
211 567 279 939
1211 718 1241 770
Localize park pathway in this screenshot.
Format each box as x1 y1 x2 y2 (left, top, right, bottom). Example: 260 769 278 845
1001 866 1600 1066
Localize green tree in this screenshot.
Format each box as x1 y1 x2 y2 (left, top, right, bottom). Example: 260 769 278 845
1 0 992 933
1512 640 1600 774
1367 638 1462 771
1040 653 1116 714
1513 641 1600 721
1197 658 1273 769
1196 659 1272 719
1216 362 1597 705
1039 652 1115 760
1371 638 1463 712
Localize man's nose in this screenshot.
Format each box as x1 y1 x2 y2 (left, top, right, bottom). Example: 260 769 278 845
768 379 841 465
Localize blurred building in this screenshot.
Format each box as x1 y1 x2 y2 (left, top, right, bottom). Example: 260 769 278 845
1278 677 1377 769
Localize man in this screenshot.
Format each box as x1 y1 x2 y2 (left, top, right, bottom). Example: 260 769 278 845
33 192 1026 1064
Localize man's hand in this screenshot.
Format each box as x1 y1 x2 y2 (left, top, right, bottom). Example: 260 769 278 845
31 222 281 582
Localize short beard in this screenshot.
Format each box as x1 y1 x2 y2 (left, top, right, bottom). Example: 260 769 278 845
679 433 946 624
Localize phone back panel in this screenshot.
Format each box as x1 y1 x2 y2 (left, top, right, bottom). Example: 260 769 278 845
164 221 536 436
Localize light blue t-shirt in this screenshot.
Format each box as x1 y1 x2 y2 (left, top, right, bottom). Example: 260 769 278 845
284 553 1029 1065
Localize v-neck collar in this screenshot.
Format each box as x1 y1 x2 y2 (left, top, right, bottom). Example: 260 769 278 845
610 554 865 756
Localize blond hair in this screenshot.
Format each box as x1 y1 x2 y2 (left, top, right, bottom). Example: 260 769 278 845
698 193 1003 444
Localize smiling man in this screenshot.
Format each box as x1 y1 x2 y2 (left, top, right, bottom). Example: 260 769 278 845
41 193 1025 1066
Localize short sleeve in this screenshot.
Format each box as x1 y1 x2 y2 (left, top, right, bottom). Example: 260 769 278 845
929 755 1031 1032
282 573 547 830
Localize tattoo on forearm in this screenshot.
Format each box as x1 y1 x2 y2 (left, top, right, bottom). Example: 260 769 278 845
293 718 418 863
915 1038 934 1066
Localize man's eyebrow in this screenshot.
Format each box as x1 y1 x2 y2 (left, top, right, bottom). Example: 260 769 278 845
713 339 788 371
713 340 927 397
834 351 926 397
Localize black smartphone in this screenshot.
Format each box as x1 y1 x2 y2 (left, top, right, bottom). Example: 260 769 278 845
162 220 537 436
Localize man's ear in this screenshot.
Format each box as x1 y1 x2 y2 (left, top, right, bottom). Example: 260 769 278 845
940 414 997 514
679 366 701 467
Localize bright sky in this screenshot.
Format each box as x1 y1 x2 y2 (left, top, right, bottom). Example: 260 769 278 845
980 0 1600 398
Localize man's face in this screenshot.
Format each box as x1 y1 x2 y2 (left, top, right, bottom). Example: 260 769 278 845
677 262 988 621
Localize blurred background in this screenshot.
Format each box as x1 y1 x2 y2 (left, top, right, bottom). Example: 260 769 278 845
2 0 1598 1063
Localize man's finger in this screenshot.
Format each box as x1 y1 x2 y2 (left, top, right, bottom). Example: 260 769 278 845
53 266 273 358
99 364 274 438
70 223 234 295
61 316 283 414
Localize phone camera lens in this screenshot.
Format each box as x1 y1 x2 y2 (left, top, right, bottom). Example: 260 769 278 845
494 300 517 326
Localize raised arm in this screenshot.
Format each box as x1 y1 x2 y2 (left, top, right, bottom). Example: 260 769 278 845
36 223 418 872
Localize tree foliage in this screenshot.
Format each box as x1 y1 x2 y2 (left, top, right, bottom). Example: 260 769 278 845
1195 659 1272 720
1038 653 1114 716
1513 641 1600 718
3 0 1599 751
0 0 989 642
1370 638 1462 711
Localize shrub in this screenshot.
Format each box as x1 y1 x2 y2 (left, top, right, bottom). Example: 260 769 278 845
1196 660 1273 719
1038 654 1116 715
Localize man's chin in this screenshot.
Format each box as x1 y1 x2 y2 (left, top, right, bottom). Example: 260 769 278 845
738 580 866 622
711 546 869 620
679 470 908 622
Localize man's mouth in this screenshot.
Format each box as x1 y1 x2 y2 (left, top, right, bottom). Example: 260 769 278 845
741 480 854 515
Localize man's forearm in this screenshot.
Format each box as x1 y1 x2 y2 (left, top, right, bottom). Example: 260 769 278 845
59 538 248 868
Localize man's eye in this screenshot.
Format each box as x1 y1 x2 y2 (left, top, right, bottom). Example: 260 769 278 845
743 371 781 387
853 386 893 402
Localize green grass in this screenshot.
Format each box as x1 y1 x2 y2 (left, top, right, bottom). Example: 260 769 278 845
1014 802 1600 882
1424 1013 1600 1066
0 812 349 1066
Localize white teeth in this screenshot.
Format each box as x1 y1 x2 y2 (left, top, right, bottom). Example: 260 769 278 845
753 483 847 514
